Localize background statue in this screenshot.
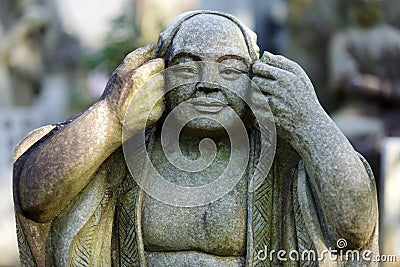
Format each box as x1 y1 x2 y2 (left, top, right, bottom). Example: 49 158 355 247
329 0 400 183
13 11 378 266
0 1 48 106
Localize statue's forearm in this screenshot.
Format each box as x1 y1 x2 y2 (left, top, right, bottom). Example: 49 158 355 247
16 45 164 223
251 50 378 248
17 99 122 222
288 110 377 249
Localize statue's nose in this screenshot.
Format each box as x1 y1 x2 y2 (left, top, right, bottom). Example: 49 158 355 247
195 81 221 93
197 64 220 92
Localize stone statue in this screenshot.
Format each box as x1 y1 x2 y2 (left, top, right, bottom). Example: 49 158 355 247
13 11 378 266
0 2 48 106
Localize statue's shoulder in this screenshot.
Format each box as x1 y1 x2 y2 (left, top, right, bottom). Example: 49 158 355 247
13 125 56 163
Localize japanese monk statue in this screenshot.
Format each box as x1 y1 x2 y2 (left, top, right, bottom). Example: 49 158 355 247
13 11 378 266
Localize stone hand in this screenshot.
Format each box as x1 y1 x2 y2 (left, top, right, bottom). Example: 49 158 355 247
252 51 322 139
102 43 165 133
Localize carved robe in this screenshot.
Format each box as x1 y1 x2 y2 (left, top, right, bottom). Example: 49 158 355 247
13 125 378 266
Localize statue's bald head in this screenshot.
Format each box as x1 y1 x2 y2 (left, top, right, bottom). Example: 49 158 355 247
156 11 259 63
170 14 251 63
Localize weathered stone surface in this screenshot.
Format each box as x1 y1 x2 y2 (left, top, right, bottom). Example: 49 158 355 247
13 10 378 266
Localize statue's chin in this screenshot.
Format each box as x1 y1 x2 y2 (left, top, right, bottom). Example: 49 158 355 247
181 118 228 138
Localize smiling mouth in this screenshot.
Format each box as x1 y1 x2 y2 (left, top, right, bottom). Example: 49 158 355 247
189 98 227 113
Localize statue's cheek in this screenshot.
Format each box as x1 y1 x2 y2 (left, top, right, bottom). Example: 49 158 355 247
165 83 197 110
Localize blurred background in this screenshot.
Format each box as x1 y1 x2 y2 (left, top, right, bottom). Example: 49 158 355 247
1 0 399 265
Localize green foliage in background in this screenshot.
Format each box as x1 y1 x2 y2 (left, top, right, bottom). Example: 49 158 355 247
83 14 143 75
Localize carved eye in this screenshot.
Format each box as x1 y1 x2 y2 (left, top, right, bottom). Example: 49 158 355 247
219 67 242 80
175 66 198 78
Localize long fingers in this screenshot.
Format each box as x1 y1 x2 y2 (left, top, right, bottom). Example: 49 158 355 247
259 51 305 77
119 58 165 113
131 58 165 85
252 61 293 96
102 43 159 98
252 61 294 80
118 43 157 74
252 76 281 97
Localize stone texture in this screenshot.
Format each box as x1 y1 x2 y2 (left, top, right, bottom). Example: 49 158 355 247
13 10 378 266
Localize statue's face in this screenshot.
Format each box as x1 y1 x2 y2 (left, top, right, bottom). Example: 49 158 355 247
164 15 252 136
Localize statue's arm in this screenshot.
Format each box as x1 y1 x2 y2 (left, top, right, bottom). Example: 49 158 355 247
14 100 121 223
329 32 400 102
252 52 377 250
14 44 164 223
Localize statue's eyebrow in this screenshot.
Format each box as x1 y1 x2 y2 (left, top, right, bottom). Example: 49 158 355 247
170 52 201 64
216 55 250 65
